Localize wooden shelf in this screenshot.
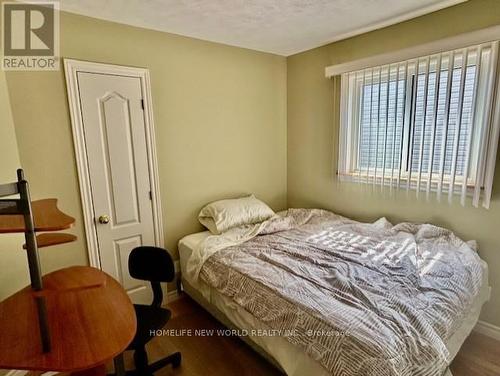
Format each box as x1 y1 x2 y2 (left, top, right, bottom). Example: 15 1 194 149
0 266 136 372
0 199 75 234
23 233 77 249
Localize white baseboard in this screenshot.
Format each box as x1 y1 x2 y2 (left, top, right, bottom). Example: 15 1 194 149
167 289 180 303
474 320 500 341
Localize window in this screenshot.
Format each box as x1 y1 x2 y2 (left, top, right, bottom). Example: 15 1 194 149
338 41 499 208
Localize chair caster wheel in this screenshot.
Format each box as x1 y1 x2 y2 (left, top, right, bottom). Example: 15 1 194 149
172 352 181 368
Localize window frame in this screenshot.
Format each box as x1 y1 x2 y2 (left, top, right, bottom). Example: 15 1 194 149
338 48 492 192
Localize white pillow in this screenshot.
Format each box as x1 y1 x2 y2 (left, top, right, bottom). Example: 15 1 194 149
198 195 275 234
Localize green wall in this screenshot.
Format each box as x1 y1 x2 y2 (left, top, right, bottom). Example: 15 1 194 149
287 0 500 326
2 9 287 295
0 68 27 301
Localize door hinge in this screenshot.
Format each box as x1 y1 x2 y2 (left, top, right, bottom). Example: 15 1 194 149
149 191 153 200
141 99 145 110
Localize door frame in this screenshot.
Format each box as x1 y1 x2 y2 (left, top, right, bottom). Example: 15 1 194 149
64 59 164 269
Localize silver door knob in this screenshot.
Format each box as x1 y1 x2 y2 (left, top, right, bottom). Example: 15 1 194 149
98 215 110 224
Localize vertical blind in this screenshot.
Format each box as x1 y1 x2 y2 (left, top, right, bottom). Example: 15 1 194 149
338 41 500 208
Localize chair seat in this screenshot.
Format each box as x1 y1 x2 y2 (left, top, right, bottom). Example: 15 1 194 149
128 304 171 350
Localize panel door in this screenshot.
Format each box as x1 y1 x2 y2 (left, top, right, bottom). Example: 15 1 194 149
77 72 155 304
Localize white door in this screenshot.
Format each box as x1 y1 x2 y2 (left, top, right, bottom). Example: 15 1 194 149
77 72 155 304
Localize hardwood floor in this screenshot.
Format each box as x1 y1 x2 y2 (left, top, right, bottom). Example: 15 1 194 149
120 296 281 376
449 329 500 376
114 296 499 376
26 295 500 375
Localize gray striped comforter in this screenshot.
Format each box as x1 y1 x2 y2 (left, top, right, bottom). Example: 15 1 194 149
199 209 484 376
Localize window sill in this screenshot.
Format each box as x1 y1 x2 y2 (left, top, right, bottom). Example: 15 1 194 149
337 171 479 194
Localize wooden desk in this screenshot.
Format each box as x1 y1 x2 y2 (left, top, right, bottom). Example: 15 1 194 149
0 266 136 374
0 174 134 375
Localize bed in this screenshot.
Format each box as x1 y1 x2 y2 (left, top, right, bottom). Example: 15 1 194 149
178 209 490 376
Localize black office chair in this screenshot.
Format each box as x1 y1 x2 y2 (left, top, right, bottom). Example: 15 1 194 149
125 246 181 375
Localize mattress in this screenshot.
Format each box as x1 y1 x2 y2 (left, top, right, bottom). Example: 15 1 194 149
178 231 490 376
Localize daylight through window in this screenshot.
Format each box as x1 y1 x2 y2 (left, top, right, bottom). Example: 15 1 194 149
338 41 499 208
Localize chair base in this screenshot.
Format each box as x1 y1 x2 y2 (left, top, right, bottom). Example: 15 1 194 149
144 351 181 373
108 351 181 376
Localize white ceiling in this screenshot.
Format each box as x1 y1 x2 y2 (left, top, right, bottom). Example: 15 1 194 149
59 0 467 56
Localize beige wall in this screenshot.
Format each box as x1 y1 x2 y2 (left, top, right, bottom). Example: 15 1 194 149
287 0 500 326
0 68 27 300
3 10 287 288
0 69 19 182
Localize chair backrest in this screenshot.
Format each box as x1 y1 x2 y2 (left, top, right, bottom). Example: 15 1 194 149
0 170 29 215
0 183 21 216
0 182 19 198
0 171 22 214
128 246 175 307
